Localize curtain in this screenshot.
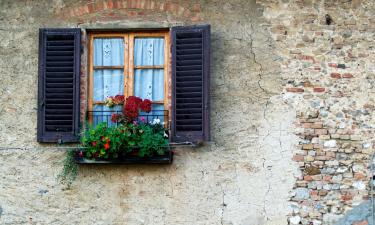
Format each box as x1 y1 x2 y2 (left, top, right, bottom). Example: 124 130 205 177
134 38 165 124
93 38 124 126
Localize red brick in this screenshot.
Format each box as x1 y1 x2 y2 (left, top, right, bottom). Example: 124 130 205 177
95 1 104 11
315 129 328 135
330 73 341 78
107 0 114 9
323 175 332 182
328 63 338 68
286 87 304 93
87 3 95 13
313 87 325 93
298 54 315 63
304 175 313 181
191 13 202 22
112 0 121 9
342 73 354 78
293 154 304 162
302 123 312 128
354 172 366 180
311 122 323 128
352 220 368 225
341 193 353 201
192 3 201 12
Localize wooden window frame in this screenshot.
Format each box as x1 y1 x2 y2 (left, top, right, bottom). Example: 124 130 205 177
87 31 170 124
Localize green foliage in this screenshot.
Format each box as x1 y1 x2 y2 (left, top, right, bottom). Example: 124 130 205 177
137 122 169 157
57 150 78 188
81 120 169 159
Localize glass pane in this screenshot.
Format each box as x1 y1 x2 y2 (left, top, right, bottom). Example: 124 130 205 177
92 105 122 127
134 69 164 101
134 38 164 66
94 38 124 66
93 69 124 101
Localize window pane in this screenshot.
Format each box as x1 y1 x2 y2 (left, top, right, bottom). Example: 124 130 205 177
94 38 124 66
93 69 124 101
134 69 164 101
134 38 164 66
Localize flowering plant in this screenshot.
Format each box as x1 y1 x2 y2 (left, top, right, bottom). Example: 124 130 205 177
80 96 169 160
104 95 125 108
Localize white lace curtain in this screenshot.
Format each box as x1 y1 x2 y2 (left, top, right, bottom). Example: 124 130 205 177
92 37 165 125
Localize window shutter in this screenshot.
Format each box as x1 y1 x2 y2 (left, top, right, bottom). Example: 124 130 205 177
171 25 211 144
37 28 81 143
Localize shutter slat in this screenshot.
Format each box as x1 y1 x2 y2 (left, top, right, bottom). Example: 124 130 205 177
172 25 210 143
176 38 202 44
176 44 202 50
176 76 201 82
176 125 202 131
38 28 81 143
177 54 202 60
176 60 202 66
47 46 74 51
176 65 202 71
176 32 202 39
46 51 74 56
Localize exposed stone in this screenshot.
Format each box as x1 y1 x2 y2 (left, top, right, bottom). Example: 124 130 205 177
324 140 337 148
289 215 301 225
295 188 310 200
352 181 366 190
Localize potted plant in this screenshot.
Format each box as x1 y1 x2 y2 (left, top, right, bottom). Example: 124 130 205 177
76 96 172 164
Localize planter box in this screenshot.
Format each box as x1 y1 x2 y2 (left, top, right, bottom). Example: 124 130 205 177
74 148 173 164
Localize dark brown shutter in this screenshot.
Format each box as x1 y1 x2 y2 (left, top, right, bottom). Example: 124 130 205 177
37 28 81 143
171 25 210 143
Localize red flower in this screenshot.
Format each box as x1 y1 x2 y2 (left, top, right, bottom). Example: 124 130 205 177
92 141 97 147
100 136 105 141
113 95 125 105
126 96 142 105
122 96 153 122
78 151 83 157
104 143 110 150
111 113 120 123
139 99 152 113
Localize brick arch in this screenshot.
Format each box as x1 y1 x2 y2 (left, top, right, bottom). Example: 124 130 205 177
55 0 202 22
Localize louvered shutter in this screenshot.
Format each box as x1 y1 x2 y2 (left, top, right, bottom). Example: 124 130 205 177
37 28 81 143
171 25 210 143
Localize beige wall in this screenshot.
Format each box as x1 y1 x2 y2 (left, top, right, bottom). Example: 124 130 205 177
1 0 373 224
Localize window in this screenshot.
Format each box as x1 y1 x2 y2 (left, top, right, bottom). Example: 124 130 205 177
87 31 170 127
37 25 210 144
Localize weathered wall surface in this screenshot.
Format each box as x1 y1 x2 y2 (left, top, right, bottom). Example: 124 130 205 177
0 0 298 225
1 0 373 225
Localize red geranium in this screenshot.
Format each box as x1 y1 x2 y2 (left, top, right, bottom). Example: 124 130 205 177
123 96 142 121
122 96 153 122
139 99 152 113
104 143 110 150
111 113 120 123
113 95 125 105
92 141 97 147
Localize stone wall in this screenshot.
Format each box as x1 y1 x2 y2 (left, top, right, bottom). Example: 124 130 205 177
0 0 374 224
257 0 375 224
